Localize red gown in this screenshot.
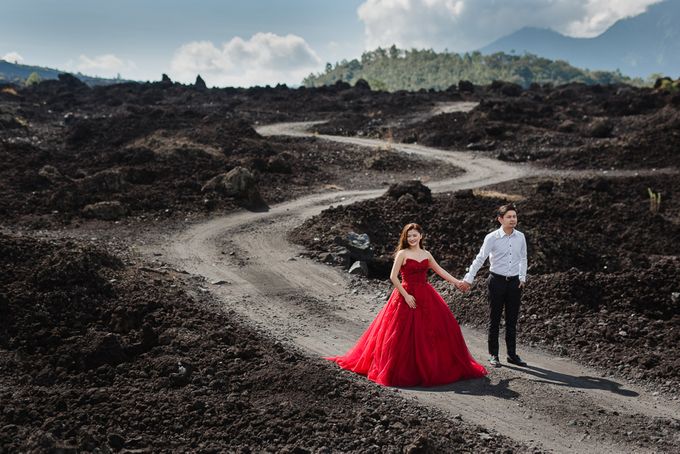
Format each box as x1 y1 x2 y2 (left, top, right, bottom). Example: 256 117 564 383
327 258 487 387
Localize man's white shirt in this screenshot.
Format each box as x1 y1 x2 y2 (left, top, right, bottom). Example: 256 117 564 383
463 227 527 283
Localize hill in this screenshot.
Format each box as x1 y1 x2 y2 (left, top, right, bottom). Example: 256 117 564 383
0 59 129 86
480 0 680 78
303 47 644 91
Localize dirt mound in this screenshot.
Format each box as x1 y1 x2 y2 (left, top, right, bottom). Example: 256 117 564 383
545 105 680 169
0 233 524 452
290 175 680 394
65 108 260 151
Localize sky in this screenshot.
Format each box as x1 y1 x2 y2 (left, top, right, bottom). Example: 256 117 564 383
0 0 664 87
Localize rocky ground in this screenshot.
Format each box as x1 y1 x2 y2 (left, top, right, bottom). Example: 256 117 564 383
2 75 680 452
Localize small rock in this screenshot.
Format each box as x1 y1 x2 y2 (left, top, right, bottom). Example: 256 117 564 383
348 261 368 276
107 433 125 450
82 201 127 221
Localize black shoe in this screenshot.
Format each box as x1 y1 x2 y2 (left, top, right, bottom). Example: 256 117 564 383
488 355 501 367
506 355 527 367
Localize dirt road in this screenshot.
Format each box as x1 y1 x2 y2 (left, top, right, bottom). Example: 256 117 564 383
156 116 680 453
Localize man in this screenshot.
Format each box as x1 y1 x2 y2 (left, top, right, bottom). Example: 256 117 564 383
459 203 528 368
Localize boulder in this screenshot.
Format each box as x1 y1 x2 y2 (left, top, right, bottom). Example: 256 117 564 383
354 79 371 91
536 181 554 194
38 165 71 185
78 169 127 193
82 332 128 369
348 261 368 276
385 180 432 203
585 118 613 138
334 232 373 262
397 193 417 206
266 154 292 173
195 74 207 90
334 80 351 91
557 119 576 132
82 201 127 220
57 73 88 89
0 112 23 130
458 80 475 93
490 80 522 97
454 189 474 199
201 166 268 210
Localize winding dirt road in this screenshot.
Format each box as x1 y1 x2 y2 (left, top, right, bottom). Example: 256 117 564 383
155 112 680 453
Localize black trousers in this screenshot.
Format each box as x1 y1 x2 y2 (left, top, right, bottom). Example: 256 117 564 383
487 273 522 357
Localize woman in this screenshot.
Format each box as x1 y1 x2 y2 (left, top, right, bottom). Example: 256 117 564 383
327 223 487 387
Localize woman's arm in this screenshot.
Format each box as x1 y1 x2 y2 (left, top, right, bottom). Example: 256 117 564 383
390 251 416 308
427 251 463 287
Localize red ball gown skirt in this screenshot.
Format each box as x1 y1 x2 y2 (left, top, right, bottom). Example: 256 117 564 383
327 258 487 387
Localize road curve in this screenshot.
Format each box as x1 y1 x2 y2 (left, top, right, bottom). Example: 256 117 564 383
156 117 679 454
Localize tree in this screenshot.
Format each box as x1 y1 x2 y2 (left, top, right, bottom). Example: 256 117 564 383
25 72 41 86
301 46 645 91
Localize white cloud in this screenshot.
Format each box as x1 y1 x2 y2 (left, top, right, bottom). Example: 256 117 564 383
2 51 24 64
69 54 136 77
564 0 662 36
170 32 322 87
357 0 663 52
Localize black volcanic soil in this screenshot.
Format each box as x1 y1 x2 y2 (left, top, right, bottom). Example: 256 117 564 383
3 75 680 451
315 81 680 170
290 175 680 395
0 232 525 453
1 79 461 228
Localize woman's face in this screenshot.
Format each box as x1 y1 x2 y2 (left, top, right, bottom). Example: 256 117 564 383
406 229 422 248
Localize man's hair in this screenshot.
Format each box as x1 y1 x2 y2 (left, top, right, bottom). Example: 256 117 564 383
497 203 517 218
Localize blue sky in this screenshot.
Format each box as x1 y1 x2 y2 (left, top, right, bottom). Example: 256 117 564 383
0 0 663 87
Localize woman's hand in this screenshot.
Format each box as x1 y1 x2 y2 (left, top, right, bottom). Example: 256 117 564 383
404 294 417 309
456 280 471 292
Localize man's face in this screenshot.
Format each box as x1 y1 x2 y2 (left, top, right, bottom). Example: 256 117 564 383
498 210 517 230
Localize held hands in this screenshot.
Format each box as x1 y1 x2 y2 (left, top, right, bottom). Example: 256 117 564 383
454 279 471 292
404 294 417 309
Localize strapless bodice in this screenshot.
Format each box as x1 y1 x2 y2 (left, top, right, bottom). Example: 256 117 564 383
400 257 429 285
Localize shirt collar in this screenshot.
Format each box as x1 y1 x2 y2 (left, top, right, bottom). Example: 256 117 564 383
496 227 515 238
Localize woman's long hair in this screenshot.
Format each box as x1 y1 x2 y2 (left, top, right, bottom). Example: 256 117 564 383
393 223 424 257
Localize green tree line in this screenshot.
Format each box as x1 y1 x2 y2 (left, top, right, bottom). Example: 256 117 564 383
303 46 648 91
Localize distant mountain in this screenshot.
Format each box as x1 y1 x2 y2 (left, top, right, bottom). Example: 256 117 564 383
0 59 130 86
480 0 680 78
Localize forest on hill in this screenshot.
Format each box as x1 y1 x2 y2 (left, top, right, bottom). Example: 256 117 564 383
303 46 648 91
0 59 127 86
